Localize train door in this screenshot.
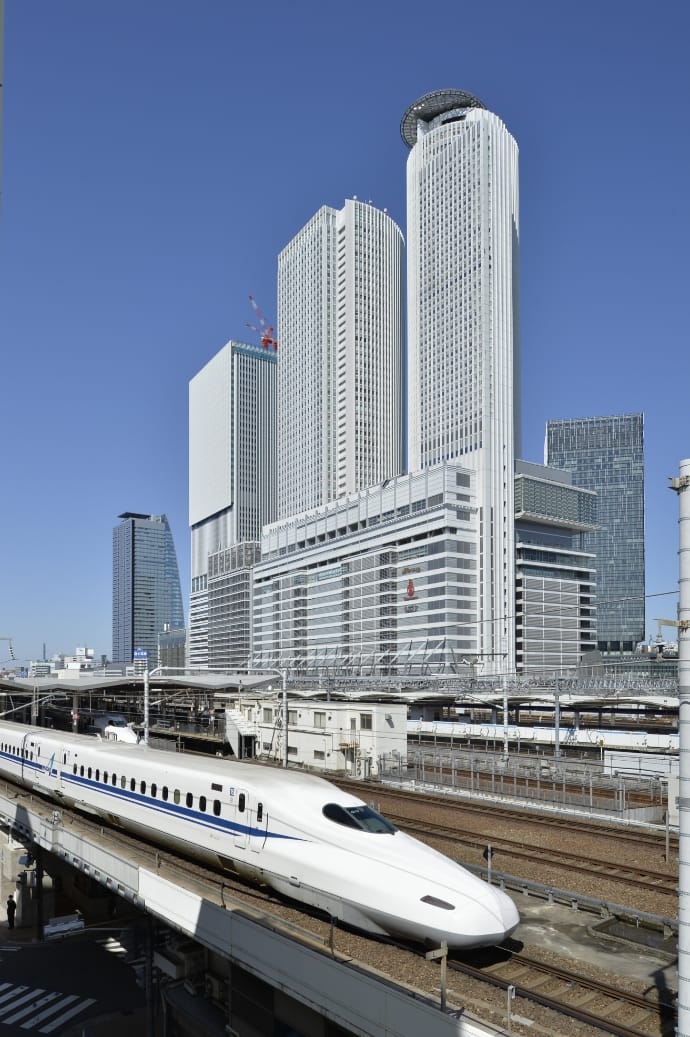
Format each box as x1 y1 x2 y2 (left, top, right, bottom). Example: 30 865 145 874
233 788 249 849
249 798 268 853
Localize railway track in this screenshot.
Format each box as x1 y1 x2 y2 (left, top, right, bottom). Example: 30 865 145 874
3 779 677 1036
452 948 676 1037
336 777 677 852
386 812 676 895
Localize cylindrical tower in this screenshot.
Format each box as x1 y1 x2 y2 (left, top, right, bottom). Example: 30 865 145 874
402 89 520 674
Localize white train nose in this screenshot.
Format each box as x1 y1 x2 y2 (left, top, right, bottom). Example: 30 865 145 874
426 884 520 948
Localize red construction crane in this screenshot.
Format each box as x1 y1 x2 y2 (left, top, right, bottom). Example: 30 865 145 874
245 295 278 351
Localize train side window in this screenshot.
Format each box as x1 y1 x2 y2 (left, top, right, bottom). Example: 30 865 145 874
62 753 67 765
199 795 206 812
80 765 84 777
103 772 108 784
257 803 263 822
186 792 193 808
73 764 77 775
238 793 245 812
162 786 168 801
213 800 221 816
121 776 127 789
151 783 157 798
112 773 117 786
88 767 92 779
140 781 146 795
95 770 100 781
174 789 180 805
130 778 136 792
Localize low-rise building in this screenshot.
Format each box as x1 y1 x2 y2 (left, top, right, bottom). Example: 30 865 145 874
229 697 407 778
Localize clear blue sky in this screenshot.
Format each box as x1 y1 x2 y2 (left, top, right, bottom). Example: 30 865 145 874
1 1 688 666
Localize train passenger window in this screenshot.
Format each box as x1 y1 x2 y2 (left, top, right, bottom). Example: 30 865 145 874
130 778 136 792
95 770 100 781
63 753 67 765
238 793 245 812
80 765 84 777
88 768 92 779
151 784 157 797
199 796 206 812
174 789 180 805
112 774 117 786
103 772 108 783
213 800 221 816
186 793 193 808
257 803 263 822
162 786 168 801
73 764 77 775
322 803 396 834
140 781 146 794
121 776 127 789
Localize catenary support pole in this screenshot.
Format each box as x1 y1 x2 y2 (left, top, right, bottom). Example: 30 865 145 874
673 459 690 1036
282 669 288 768
143 667 149 746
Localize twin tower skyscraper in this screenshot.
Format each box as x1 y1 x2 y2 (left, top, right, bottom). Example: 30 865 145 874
189 90 520 674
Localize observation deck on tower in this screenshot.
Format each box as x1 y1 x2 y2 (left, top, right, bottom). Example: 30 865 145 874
400 88 487 148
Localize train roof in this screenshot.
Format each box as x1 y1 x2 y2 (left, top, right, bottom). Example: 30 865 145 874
0 718 357 803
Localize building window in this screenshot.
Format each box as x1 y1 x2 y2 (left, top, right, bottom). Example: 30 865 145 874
360 714 373 730
314 711 326 729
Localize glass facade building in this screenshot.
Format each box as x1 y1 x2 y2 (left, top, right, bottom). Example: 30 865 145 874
207 541 261 671
112 512 184 668
514 461 597 673
545 414 645 652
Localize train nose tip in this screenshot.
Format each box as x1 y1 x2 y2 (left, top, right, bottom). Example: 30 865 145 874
493 889 520 939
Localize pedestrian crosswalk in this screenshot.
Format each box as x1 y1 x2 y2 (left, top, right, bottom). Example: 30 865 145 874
0 981 96 1033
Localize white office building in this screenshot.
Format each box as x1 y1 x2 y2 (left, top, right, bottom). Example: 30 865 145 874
189 341 277 667
277 199 404 519
402 89 520 675
251 463 480 676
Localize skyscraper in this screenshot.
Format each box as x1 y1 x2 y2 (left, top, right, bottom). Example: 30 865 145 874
277 199 404 519
545 414 645 652
188 340 277 666
402 89 520 674
112 512 184 668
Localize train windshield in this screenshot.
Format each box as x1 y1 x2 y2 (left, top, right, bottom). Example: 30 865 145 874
322 803 397 833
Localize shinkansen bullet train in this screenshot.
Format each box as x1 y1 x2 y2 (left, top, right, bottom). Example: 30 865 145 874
0 719 519 949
